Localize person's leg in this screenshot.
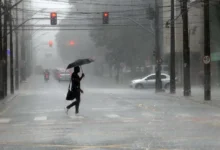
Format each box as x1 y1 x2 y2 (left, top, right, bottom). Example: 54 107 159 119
67 101 76 109
75 94 81 114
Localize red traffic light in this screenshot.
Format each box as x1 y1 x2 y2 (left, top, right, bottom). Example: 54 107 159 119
103 12 109 24
49 40 53 47
50 12 57 25
51 12 57 18
104 12 108 17
69 40 75 46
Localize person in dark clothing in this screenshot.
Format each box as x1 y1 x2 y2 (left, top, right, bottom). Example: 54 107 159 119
66 66 85 114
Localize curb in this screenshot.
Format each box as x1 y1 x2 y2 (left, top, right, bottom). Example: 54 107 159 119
158 91 219 108
0 93 19 115
1 92 19 105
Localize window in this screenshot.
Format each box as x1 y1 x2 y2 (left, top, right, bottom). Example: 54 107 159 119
161 75 167 79
147 75 156 80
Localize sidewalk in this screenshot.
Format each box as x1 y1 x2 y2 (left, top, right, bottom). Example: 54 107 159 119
163 87 220 107
0 77 30 110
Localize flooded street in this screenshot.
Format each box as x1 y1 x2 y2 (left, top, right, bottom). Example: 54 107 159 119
0 75 219 149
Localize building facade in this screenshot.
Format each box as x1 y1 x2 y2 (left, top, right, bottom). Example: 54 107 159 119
162 0 204 85
210 1 220 86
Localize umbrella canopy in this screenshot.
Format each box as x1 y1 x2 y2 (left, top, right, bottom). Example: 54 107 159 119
66 58 94 69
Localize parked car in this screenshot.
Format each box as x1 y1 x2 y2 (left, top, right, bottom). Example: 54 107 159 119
130 73 171 89
54 68 72 82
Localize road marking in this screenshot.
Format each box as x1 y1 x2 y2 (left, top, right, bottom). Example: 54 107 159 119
138 104 143 107
34 116 47 121
0 142 129 149
176 113 192 118
71 121 82 124
0 118 11 123
106 114 120 118
69 116 84 119
92 108 115 110
122 118 138 123
11 123 27 126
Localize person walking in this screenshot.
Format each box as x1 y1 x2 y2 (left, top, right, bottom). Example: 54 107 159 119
66 66 85 114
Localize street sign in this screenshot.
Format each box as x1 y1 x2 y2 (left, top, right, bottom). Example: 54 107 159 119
203 56 211 64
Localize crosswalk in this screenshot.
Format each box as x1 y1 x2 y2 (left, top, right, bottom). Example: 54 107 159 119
34 116 47 121
0 118 11 123
0 113 139 125
19 90 65 96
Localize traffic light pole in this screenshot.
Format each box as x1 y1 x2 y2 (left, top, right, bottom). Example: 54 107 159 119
15 0 19 90
0 0 3 99
21 0 26 81
3 0 8 96
9 0 14 94
1 0 23 16
181 0 191 96
204 0 211 101
170 0 176 94
154 0 162 92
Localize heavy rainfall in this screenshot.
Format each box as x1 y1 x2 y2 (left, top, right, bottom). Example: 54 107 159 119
0 0 220 149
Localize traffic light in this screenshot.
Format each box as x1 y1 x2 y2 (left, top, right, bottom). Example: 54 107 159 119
50 12 57 25
103 12 109 24
49 40 53 47
69 40 75 46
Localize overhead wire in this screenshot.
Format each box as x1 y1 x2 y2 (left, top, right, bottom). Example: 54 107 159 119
9 0 217 33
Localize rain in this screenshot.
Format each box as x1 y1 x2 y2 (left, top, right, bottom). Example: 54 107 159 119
0 0 220 149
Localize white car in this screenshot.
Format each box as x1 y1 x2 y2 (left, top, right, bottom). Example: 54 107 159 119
130 73 170 89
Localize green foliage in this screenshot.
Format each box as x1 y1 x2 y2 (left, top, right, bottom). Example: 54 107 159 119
56 1 155 69
90 25 154 68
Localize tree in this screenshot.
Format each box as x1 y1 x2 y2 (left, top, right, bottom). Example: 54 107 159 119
55 0 155 77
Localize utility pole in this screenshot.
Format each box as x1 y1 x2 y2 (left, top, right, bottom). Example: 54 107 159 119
155 0 162 92
21 0 25 81
9 0 14 94
170 0 176 93
0 0 3 99
203 0 211 100
3 0 8 96
181 0 191 96
15 0 19 90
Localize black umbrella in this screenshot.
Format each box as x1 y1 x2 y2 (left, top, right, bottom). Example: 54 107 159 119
66 58 94 70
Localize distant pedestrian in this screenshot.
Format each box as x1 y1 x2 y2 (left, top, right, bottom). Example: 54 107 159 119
66 66 85 114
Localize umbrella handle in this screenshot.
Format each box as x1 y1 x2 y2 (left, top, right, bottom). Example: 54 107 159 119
80 66 84 73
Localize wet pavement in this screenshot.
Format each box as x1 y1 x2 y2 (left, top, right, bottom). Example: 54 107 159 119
163 87 220 108
0 75 220 150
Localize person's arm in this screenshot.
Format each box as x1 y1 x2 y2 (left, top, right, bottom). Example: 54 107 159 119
79 73 85 81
